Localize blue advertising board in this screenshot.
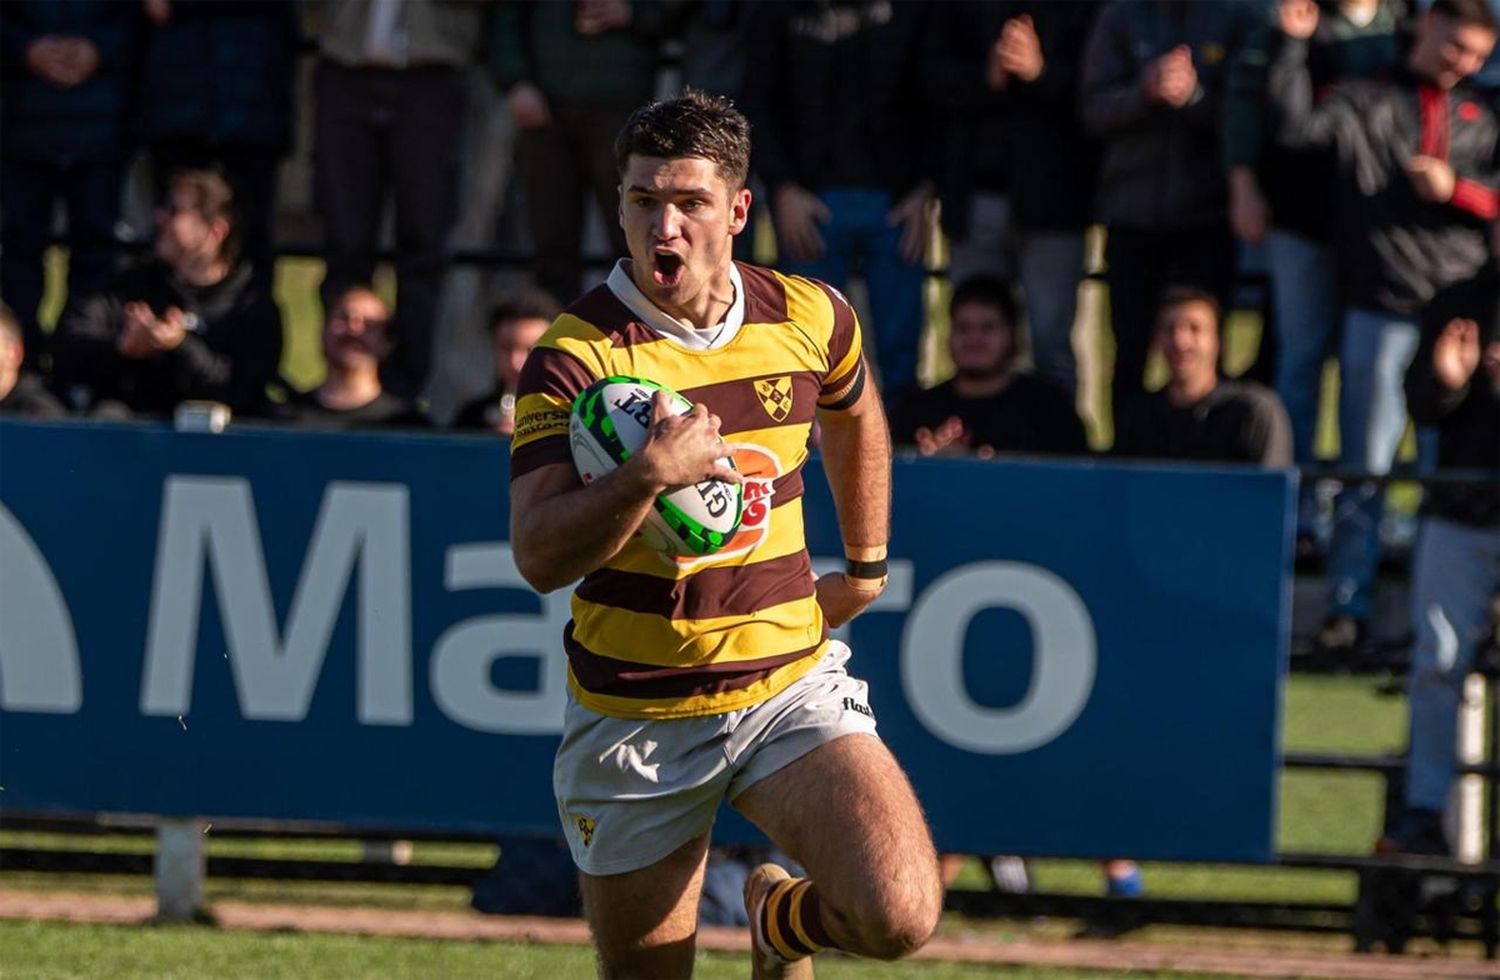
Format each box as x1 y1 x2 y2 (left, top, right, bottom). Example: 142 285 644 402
0 420 1293 861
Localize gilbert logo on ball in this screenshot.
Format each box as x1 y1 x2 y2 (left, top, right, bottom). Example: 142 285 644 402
570 376 744 557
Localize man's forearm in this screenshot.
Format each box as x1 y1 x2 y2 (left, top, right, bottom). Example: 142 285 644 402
510 462 662 593
818 386 891 556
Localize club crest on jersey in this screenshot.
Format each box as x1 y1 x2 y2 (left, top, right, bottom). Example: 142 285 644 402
665 442 783 570
754 376 794 423
573 814 596 848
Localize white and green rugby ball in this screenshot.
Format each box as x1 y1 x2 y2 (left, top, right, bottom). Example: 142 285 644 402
569 376 743 557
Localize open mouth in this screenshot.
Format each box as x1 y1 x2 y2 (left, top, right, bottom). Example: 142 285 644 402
652 250 685 287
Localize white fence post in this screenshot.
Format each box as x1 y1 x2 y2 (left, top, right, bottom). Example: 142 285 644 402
154 819 207 922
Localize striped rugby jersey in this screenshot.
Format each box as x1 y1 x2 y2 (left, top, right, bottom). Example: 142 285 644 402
510 260 867 719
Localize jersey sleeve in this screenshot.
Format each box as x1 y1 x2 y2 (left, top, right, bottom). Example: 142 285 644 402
509 341 596 481
813 281 868 411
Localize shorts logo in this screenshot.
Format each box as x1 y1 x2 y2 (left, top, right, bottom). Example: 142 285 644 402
573 814 596 848
842 696 874 720
754 377 794 423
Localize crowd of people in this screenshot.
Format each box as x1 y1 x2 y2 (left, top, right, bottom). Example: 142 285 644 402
1 0 1497 879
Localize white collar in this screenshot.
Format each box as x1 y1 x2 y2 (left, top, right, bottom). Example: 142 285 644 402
605 260 745 351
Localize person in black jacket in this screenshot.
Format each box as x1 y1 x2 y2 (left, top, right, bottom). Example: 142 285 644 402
0 302 66 418
51 169 283 419
1267 0 1498 656
924 1 1100 400
1080 0 1260 427
1386 237 1500 855
889 275 1087 457
140 0 299 282
1224 0 1410 550
1114 285 1293 466
0 0 142 371
741 0 933 397
277 286 428 430
451 288 557 433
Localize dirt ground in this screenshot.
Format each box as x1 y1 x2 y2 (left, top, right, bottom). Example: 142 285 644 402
2 889 1496 980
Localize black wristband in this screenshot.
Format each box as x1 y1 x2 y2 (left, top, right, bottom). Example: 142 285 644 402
846 558 888 580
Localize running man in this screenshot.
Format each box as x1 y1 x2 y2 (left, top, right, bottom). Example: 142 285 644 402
507 91 942 978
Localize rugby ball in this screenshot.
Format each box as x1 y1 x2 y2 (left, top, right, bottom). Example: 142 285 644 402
570 376 743 557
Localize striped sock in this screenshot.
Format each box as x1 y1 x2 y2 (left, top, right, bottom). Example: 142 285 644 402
759 877 835 960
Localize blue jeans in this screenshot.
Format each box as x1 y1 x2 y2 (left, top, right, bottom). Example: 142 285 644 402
1267 229 1341 536
1326 307 1428 620
1404 517 1500 813
779 187 926 394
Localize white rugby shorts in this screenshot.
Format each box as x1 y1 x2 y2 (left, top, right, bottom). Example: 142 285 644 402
552 640 880 876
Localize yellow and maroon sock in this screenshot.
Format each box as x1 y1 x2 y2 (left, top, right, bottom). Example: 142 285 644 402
759 878 835 960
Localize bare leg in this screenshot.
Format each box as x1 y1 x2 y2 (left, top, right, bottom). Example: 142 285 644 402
734 733 942 960
579 832 711 979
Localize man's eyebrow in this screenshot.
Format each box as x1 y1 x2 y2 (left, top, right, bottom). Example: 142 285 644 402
625 184 714 197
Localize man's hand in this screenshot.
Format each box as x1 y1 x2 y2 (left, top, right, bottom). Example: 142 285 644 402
117 303 187 358
574 0 632 35
1156 46 1198 108
913 416 971 457
815 572 883 629
1279 0 1320 40
997 14 1044 83
774 184 831 263
1228 168 1270 244
28 36 101 88
1434 318 1482 391
147 307 188 352
885 184 933 266
629 391 742 493
507 83 552 131
144 0 173 24
1408 156 1456 204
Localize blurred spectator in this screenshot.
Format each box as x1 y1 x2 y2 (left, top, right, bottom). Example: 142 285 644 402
492 0 667 306
1225 0 1409 552
313 0 482 398
277 286 428 430
889 275 1087 457
140 0 299 283
666 0 751 99
0 301 66 418
1383 234 1499 855
451 288 557 432
1114 286 1293 465
741 0 933 396
1267 0 1498 658
1080 0 1260 427
51 169 283 418
0 0 141 371
924 1 1100 398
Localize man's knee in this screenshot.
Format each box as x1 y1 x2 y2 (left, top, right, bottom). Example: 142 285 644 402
838 867 943 960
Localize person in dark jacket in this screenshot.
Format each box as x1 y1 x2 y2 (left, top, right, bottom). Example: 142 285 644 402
1267 0 1498 656
1080 0 1260 427
451 287 557 433
1384 237 1500 855
0 302 66 418
140 0 299 281
493 0 668 307
314 0 482 399
0 0 141 371
277 286 428 430
923 1 1100 399
1114 286 1293 466
741 0 934 397
1224 0 1410 548
889 275 1087 457
51 169 283 419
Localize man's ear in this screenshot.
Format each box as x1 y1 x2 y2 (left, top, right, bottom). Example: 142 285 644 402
730 186 753 236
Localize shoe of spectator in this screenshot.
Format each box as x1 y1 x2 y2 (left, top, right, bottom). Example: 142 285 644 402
1376 807 1449 857
1314 614 1366 665
987 855 1031 894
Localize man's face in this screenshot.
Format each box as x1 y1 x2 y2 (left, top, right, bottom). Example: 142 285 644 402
493 316 549 390
324 290 391 372
1155 300 1220 382
1411 12 1496 89
948 301 1012 378
619 155 750 315
154 188 222 268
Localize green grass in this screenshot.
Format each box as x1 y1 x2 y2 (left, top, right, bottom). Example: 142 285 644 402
0 920 1233 980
